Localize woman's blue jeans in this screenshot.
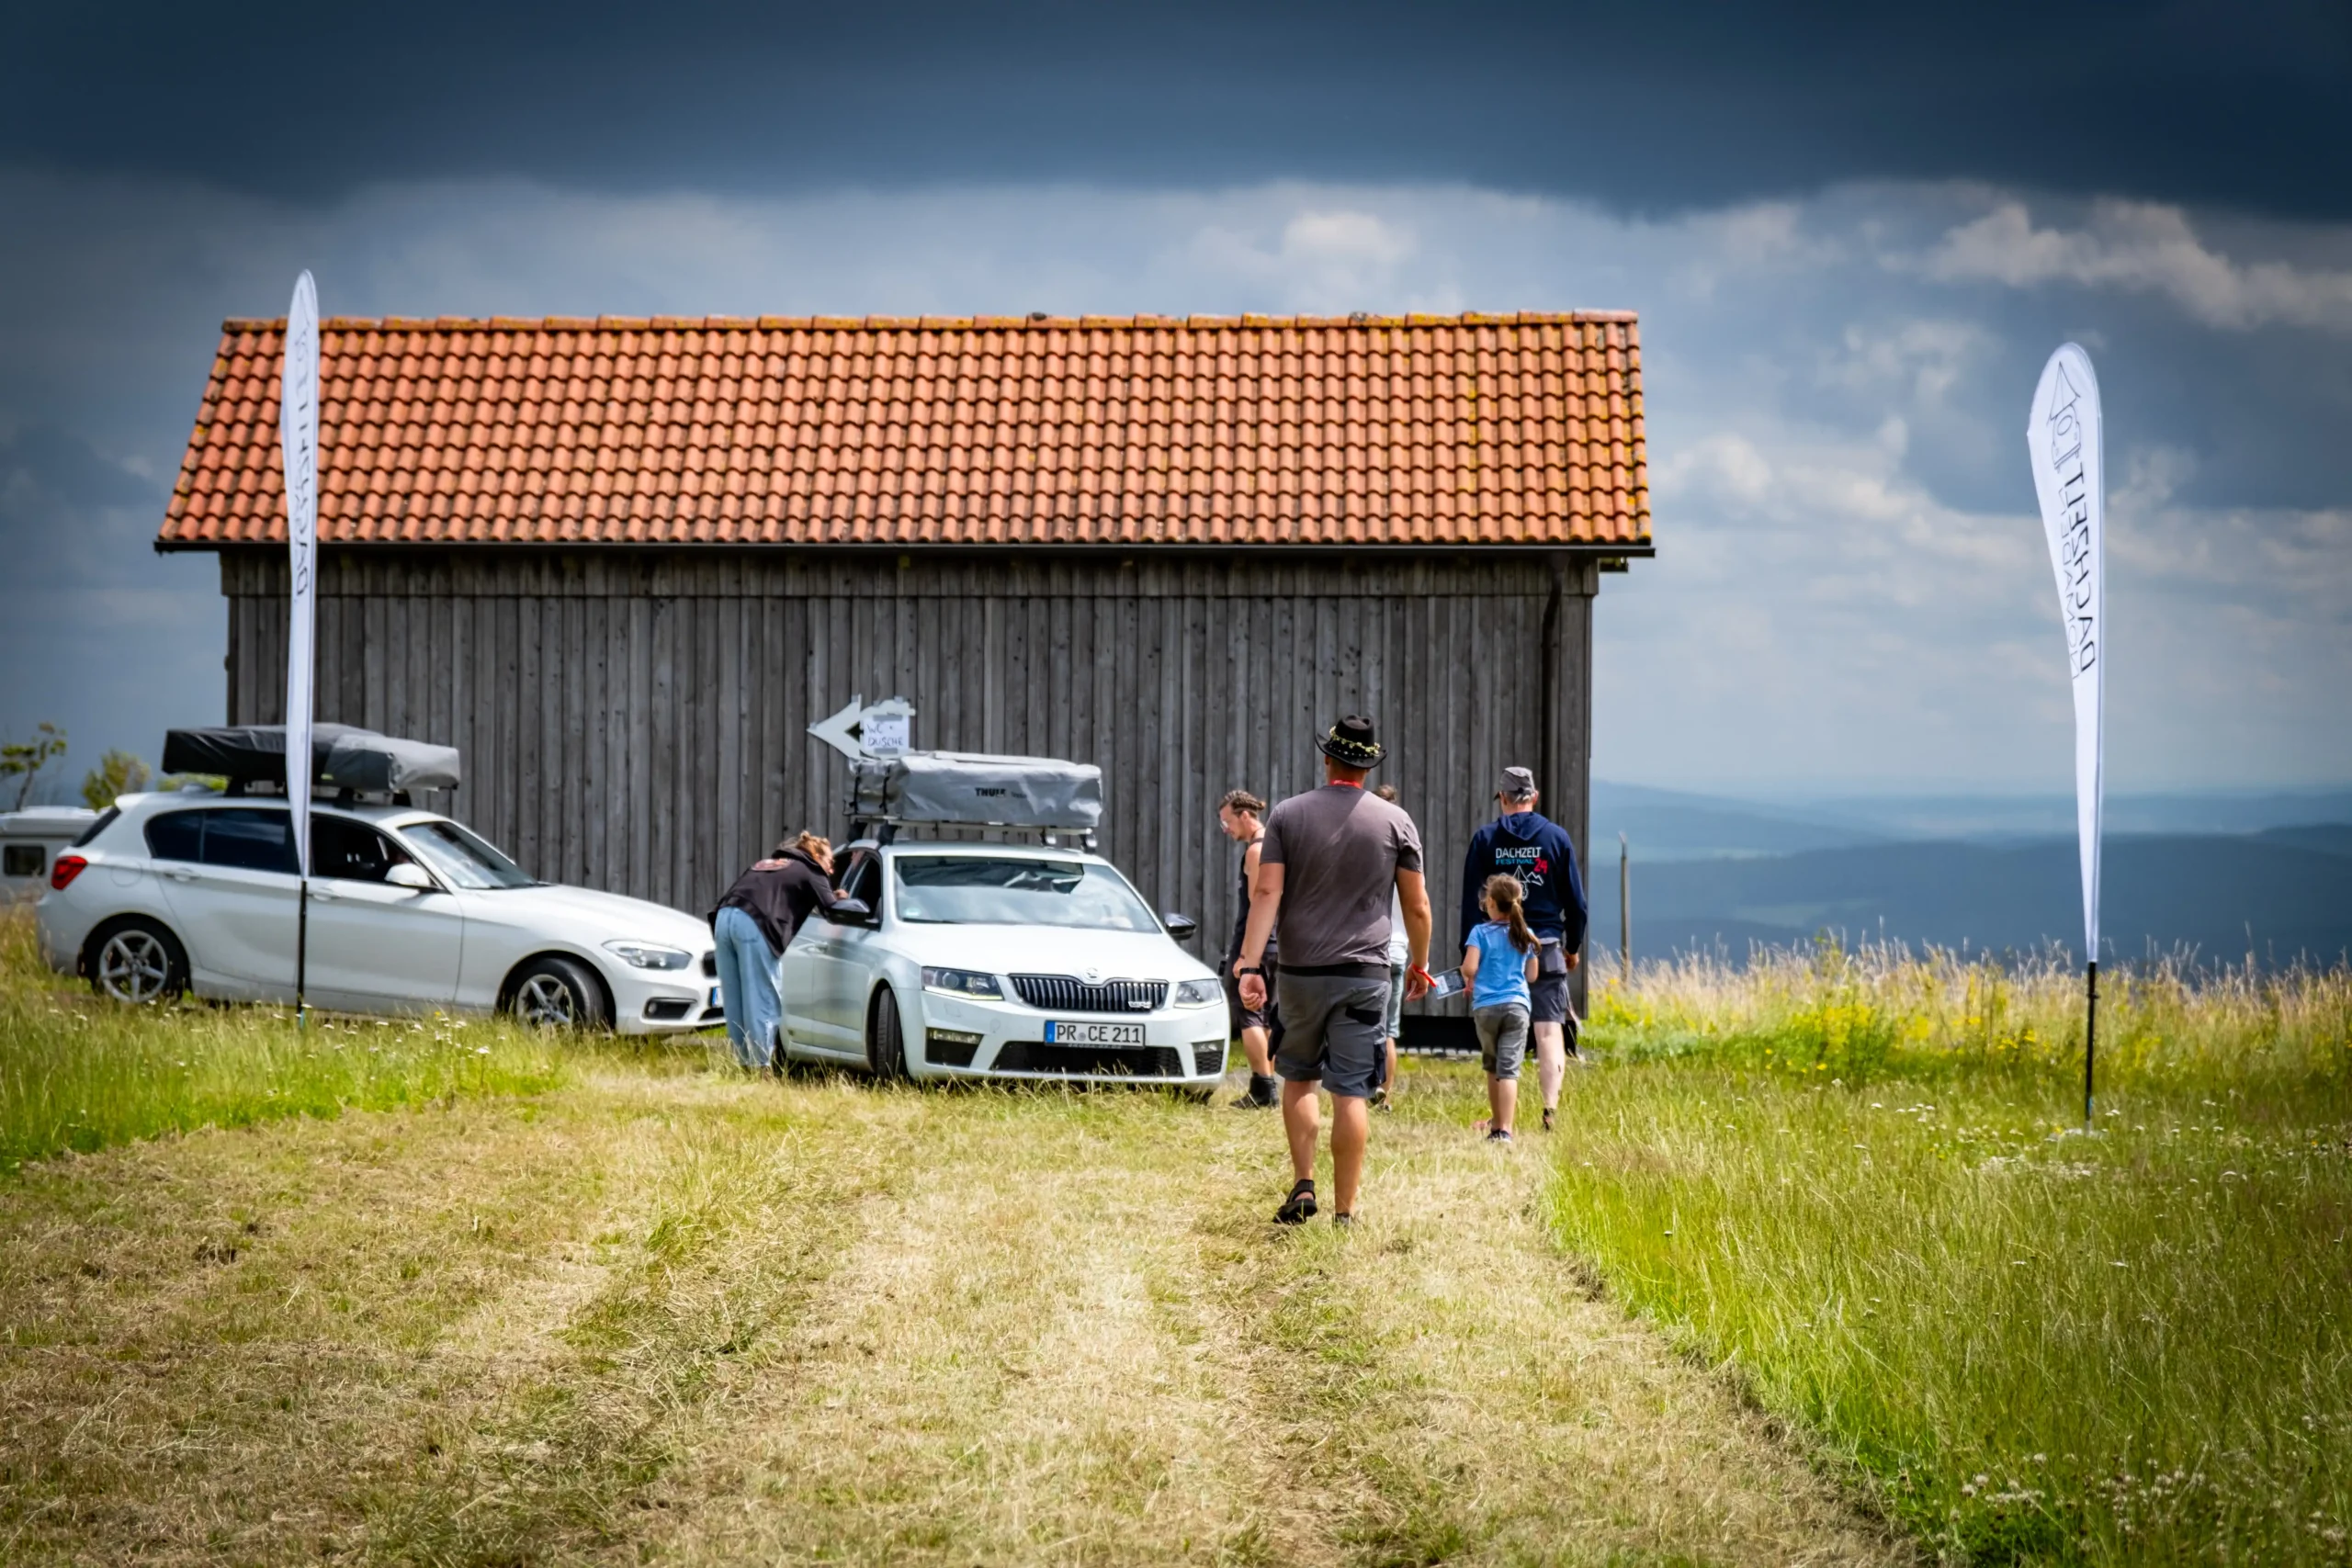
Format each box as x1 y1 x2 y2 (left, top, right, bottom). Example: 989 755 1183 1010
713 905 784 1068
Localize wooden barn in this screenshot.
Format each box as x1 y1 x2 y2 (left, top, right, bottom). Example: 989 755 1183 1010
154 312 1653 1002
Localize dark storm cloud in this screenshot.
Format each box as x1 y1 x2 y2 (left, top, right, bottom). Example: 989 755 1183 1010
6 0 2347 217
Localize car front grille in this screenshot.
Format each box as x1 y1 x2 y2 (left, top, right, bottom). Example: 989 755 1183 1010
1193 1041 1227 1076
1009 974 1168 1013
992 1042 1185 1078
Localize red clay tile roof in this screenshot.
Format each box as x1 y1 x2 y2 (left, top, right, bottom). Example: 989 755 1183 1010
158 313 1649 549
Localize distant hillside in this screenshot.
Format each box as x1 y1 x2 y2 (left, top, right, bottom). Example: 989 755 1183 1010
1587 833 2352 970
1589 782 1892 862
1591 782 2352 853
2257 823 2352 859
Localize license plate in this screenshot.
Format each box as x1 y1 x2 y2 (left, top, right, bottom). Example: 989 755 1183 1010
1045 1021 1145 1045
708 986 724 1008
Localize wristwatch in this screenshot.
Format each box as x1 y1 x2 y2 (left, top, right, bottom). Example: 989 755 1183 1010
1235 965 1263 976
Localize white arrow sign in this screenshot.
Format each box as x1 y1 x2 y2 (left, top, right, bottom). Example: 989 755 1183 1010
808 695 917 760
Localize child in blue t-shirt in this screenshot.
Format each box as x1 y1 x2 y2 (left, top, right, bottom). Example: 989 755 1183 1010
1460 874 1539 1143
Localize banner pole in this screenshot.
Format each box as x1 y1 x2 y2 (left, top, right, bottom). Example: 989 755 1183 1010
296 878 310 1028
279 269 320 1033
2084 958 2098 1131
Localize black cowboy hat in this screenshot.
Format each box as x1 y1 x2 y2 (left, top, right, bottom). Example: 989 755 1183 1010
1318 714 1385 769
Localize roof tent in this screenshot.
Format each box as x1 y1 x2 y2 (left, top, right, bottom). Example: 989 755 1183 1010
162 724 462 794
847 752 1102 834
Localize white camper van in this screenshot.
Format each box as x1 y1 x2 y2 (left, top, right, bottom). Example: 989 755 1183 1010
1 807 100 901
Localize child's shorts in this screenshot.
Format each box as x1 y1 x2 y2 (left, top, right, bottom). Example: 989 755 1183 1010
1474 1003 1531 1080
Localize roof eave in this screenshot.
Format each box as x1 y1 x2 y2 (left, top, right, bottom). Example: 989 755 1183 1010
158 537 1657 558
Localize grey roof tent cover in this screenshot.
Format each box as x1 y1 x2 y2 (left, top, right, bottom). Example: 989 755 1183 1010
161 724 462 793
848 751 1102 831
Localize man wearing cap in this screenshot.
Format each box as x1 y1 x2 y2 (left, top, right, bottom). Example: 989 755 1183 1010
1459 767 1589 1130
1236 715 1432 1226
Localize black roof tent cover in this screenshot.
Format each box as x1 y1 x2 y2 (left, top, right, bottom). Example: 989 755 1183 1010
162 724 461 793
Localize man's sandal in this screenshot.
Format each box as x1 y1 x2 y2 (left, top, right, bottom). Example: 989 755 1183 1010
1274 1179 1318 1224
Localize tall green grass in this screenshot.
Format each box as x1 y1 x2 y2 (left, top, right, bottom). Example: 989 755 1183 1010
0 907 567 1171
1556 943 2352 1564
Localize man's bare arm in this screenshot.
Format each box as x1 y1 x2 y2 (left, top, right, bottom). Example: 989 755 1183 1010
1237 863 1285 1010
1396 867 1432 999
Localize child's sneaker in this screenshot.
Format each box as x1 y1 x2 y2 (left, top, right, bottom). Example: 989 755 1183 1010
1541 1107 1555 1132
1485 1127 1513 1145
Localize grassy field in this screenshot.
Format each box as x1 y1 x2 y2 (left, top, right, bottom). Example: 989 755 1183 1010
5 901 2346 1564
0 908 565 1172
0 908 1892 1566
1561 943 2352 1564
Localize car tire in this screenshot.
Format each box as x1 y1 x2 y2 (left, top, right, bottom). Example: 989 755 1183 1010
865 986 907 1081
85 918 188 1006
506 955 610 1032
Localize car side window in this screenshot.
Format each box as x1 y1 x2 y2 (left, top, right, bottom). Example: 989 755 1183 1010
844 852 882 908
200 808 300 875
311 814 411 883
144 810 207 863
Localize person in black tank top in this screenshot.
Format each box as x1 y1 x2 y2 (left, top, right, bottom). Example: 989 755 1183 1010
1217 789 1280 1108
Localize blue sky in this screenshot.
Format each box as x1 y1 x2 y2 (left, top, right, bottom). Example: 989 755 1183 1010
3 2 2346 798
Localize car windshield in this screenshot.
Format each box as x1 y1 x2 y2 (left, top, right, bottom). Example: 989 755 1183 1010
892 855 1159 931
398 819 536 890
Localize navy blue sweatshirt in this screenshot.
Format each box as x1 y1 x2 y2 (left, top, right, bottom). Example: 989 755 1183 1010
1459 810 1588 953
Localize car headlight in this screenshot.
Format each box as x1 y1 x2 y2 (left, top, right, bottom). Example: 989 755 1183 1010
922 966 1003 998
1172 978 1222 1007
605 940 693 971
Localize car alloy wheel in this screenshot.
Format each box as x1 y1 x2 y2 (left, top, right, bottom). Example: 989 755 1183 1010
96 927 175 1004
514 973 578 1027
504 954 609 1032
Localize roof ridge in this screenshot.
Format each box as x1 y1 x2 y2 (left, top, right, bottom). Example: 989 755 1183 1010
217 310 1642 333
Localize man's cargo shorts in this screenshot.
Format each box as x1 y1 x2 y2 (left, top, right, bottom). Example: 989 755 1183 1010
1272 966 1391 1100
1530 938 1573 1025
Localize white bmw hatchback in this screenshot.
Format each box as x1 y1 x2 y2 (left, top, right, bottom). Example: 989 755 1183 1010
783 840 1229 1085
38 789 718 1033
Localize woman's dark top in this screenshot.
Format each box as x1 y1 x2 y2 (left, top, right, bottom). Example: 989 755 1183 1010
713 848 842 956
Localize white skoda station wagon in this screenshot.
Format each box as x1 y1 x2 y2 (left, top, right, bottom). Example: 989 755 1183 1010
783 840 1229 1085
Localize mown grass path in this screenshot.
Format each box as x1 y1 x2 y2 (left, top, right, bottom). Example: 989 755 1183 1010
0 1055 1905 1566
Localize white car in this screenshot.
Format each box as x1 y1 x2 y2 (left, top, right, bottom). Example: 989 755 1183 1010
782 840 1229 1086
37 788 718 1033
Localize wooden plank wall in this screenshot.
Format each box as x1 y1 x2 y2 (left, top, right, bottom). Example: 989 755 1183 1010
222 548 1600 1006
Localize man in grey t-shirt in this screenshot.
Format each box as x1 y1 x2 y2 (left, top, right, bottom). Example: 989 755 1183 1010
1237 715 1432 1225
